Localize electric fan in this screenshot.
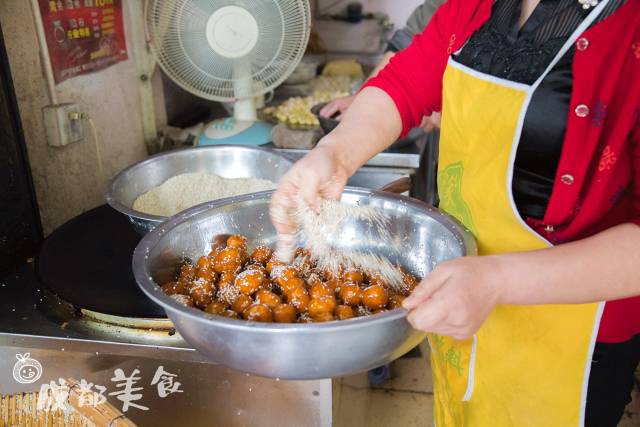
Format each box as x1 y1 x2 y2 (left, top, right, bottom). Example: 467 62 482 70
146 0 311 146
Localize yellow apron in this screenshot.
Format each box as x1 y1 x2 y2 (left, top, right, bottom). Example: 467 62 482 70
432 4 608 426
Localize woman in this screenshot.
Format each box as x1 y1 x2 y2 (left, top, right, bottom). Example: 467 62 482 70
270 0 640 426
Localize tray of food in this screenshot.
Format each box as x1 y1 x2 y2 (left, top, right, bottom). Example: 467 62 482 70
132 188 476 379
105 145 293 234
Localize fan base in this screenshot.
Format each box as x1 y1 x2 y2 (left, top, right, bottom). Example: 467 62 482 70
198 118 272 146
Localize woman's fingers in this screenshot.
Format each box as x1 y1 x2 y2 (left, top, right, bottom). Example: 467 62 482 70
403 266 450 309
407 299 447 332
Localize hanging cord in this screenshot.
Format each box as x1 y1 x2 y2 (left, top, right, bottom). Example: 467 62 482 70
68 111 104 181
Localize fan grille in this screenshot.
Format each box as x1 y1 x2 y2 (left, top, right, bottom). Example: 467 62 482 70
147 0 311 101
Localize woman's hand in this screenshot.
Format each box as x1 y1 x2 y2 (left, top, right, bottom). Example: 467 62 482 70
319 96 355 121
403 256 505 340
269 141 350 259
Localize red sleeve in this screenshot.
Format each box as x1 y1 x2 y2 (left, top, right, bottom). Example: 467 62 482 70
631 111 640 227
362 0 489 136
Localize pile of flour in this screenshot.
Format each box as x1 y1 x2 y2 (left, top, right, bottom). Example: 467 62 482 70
132 172 275 216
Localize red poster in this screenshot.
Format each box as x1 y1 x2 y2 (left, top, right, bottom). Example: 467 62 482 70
38 0 128 84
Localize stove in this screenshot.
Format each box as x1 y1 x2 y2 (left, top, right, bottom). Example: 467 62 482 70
0 206 329 426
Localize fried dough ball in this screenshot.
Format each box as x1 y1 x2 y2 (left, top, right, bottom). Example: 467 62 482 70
221 309 240 319
207 245 224 260
312 312 335 322
363 284 389 311
195 256 216 283
217 281 241 306
218 271 236 286
205 301 226 315
226 235 248 250
310 282 333 299
280 277 305 296
243 304 273 322
273 304 297 323
287 287 310 312
232 294 253 315
245 263 267 275
325 278 342 294
368 273 387 288
308 296 337 318
189 279 216 309
265 259 285 274
213 247 244 273
250 246 273 265
170 294 194 307
161 281 189 296
339 283 363 306
235 270 265 295
335 305 355 320
344 269 364 284
387 294 406 309
179 264 196 282
255 289 282 310
272 265 299 285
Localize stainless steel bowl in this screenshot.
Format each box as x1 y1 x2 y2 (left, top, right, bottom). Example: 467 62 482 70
105 145 293 234
132 188 476 379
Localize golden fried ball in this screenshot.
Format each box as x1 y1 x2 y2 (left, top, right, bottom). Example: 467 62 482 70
218 271 236 286
280 277 306 296
226 235 248 250
170 294 194 307
179 264 196 282
255 289 282 310
250 246 273 265
368 273 387 288
205 301 226 315
245 263 267 276
265 259 285 274
308 296 337 318
161 281 187 296
232 294 253 315
335 305 355 320
310 282 333 300
221 309 240 319
344 269 364 285
189 280 216 309
312 312 335 322
339 283 363 306
235 270 265 295
243 304 273 322
362 284 389 311
287 287 310 313
273 304 297 323
213 247 244 273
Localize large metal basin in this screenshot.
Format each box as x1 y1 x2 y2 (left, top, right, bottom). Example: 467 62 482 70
105 145 293 234
132 188 476 379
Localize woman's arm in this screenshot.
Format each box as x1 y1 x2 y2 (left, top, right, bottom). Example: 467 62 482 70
403 223 640 339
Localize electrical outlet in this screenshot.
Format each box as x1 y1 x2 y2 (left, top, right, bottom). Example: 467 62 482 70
43 103 84 147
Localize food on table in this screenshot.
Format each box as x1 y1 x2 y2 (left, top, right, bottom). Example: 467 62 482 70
159 234 421 323
262 89 349 128
132 172 275 217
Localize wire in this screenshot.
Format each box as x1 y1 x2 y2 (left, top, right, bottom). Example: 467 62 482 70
83 115 104 182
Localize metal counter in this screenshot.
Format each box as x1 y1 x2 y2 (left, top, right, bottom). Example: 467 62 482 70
0 263 331 426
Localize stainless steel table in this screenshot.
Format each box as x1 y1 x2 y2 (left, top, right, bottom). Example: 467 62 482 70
0 263 331 426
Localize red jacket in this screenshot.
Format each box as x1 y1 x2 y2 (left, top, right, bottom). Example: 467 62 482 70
365 0 640 342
